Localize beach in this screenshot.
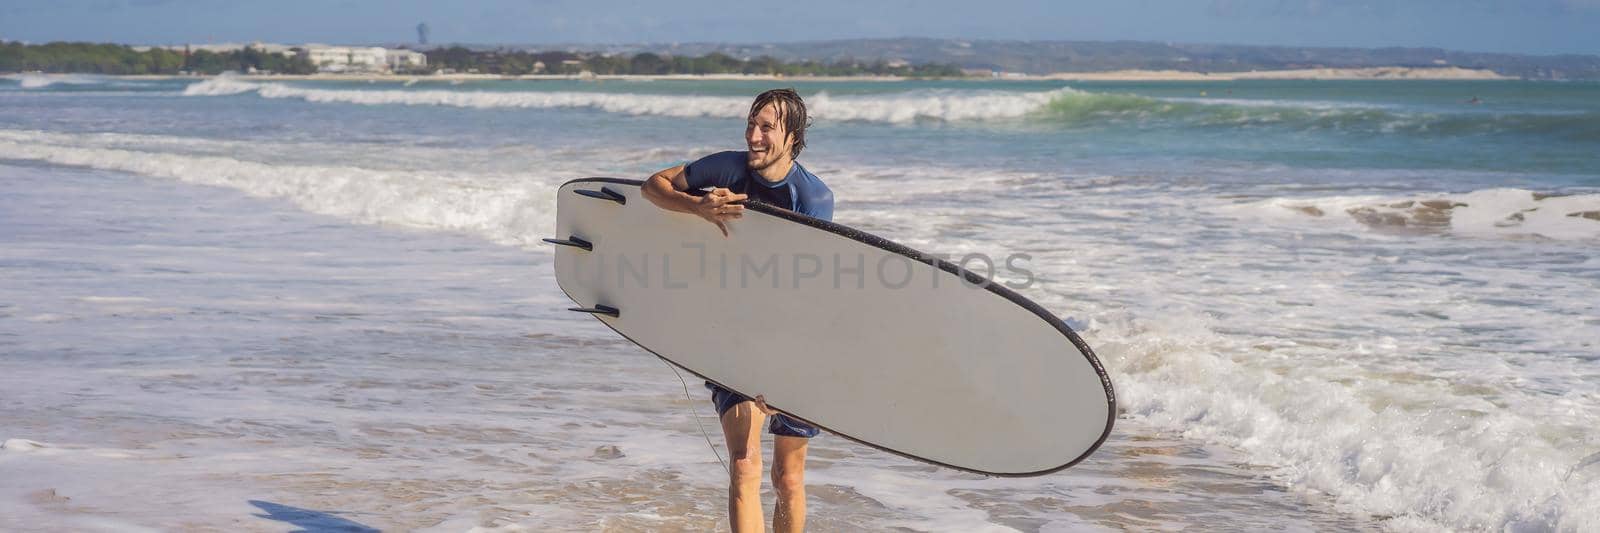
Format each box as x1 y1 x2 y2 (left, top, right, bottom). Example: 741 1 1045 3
2 73 1597 531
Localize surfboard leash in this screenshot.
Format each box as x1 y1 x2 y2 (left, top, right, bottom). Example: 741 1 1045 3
662 358 729 476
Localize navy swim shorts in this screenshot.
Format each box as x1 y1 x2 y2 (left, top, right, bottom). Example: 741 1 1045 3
706 382 821 439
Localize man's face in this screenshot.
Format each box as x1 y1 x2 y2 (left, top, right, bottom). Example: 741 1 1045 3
745 102 792 171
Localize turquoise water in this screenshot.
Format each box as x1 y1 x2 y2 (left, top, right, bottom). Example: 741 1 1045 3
2 73 1598 531
9 76 1600 177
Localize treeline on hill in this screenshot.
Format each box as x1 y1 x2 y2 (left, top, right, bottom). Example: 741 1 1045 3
424 47 964 77
2 41 964 78
685 38 1600 80
0 41 315 75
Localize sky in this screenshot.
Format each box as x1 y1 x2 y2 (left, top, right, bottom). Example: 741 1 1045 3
1 0 1598 56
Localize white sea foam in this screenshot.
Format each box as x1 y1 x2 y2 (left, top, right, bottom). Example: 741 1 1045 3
807 88 1073 123
976 179 1600 530
1 438 48 452
0 130 562 246
882 164 1600 530
1160 96 1391 111
176 76 257 95
5 73 109 89
1091 310 1600 531
2 73 160 91
0 128 1057 249
186 77 756 116
181 78 1074 123
1220 188 1600 241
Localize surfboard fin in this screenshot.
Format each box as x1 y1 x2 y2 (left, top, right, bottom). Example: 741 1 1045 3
568 305 620 318
575 187 626 205
541 236 593 251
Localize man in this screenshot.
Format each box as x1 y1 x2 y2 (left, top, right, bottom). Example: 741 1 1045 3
641 88 832 533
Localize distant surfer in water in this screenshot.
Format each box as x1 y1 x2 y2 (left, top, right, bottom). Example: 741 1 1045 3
642 88 833 533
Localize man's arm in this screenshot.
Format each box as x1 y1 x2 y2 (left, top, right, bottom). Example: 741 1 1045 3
642 164 747 237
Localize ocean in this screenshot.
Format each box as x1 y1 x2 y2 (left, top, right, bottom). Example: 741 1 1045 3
1 73 1596 531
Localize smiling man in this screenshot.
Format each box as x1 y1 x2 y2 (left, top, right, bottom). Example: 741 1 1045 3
641 88 832 533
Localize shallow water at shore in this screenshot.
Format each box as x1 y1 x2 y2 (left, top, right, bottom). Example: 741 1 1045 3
2 76 1597 531
0 164 1369 531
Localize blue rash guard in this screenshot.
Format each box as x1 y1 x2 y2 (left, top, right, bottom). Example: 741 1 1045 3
683 150 831 438
683 150 834 221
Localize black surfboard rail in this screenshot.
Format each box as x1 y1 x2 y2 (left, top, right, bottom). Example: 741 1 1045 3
550 177 1116 477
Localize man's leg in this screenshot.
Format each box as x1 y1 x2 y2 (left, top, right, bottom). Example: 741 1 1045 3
721 400 766 533
771 435 809 533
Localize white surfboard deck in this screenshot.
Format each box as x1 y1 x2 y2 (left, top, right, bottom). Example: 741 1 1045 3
549 178 1114 476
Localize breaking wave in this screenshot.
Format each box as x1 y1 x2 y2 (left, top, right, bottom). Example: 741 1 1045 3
178 78 1600 139
4 73 108 89
2 73 164 91
1095 310 1600 532
1039 92 1600 140
0 129 560 246
181 78 1072 124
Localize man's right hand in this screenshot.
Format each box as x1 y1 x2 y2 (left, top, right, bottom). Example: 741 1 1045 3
641 166 748 237
694 187 747 237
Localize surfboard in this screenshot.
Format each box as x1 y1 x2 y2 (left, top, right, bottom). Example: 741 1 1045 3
547 177 1114 476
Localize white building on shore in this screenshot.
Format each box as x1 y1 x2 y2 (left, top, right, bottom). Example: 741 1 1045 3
299 45 382 72
129 41 430 73
297 45 427 73
386 49 428 71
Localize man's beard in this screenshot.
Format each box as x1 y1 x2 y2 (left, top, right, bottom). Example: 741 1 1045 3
747 151 779 171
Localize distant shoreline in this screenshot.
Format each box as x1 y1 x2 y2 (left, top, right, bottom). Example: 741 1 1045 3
30 66 1513 82
1041 67 1510 81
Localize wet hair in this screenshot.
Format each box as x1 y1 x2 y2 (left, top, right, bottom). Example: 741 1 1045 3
748 88 810 159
